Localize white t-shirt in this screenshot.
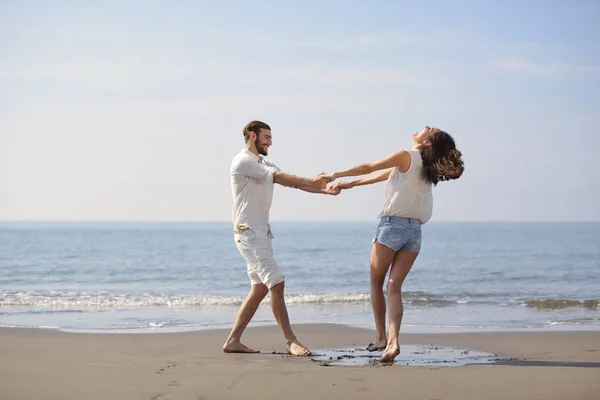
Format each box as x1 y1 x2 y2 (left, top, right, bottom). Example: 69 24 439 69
378 149 433 223
230 149 281 235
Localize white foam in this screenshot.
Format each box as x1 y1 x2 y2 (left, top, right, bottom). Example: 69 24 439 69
0 291 373 308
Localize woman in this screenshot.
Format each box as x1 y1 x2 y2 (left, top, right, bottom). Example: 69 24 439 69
326 126 464 362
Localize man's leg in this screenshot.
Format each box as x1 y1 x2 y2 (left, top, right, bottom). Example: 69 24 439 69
270 281 311 356
241 234 309 355
223 283 269 353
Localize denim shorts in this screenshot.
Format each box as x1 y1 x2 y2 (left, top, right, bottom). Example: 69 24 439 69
373 216 422 252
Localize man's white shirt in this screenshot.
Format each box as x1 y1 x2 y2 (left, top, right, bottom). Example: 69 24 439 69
230 149 281 236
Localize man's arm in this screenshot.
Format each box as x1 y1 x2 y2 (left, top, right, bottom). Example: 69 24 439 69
295 184 340 195
273 172 327 190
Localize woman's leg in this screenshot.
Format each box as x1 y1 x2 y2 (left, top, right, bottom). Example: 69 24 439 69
367 241 396 351
380 249 419 362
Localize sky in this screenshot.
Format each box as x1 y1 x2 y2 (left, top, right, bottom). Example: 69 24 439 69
1 0 599 222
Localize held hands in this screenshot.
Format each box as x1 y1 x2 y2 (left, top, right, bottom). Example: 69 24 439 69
312 173 330 189
313 172 353 196
319 173 337 182
331 181 354 191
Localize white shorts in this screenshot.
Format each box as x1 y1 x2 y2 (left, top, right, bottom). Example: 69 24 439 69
234 229 285 289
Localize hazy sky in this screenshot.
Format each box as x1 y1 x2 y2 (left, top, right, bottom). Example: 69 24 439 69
1 0 599 222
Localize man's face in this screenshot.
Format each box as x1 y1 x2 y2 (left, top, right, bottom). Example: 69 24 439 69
255 129 272 156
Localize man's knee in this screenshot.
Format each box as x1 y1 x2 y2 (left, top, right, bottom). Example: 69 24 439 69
251 284 269 298
269 281 285 296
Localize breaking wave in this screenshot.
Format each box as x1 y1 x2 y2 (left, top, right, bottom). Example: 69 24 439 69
2 290 598 310
0 290 460 308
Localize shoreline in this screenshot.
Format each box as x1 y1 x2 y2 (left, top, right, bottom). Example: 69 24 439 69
1 323 599 399
2 323 600 361
2 321 600 335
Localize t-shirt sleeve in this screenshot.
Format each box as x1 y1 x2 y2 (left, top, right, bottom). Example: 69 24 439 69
234 156 279 182
265 159 282 173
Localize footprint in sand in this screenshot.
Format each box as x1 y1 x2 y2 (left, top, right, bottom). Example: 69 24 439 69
168 380 183 387
157 363 182 375
347 377 366 382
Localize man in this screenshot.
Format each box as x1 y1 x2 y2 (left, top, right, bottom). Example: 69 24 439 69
224 120 337 356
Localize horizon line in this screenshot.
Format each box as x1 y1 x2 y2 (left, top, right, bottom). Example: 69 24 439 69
1 220 599 224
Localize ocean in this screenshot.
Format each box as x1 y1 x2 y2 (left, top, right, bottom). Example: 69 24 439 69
1 221 599 333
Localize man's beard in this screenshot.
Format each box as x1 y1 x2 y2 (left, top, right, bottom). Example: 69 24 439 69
255 138 268 156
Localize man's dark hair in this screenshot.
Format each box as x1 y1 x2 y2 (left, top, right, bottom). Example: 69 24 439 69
243 120 271 142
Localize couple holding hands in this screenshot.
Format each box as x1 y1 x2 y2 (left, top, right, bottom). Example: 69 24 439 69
225 120 464 362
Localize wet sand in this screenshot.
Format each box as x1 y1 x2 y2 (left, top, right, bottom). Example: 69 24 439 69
1 324 599 399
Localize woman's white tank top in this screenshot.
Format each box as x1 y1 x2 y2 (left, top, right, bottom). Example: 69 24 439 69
378 149 433 223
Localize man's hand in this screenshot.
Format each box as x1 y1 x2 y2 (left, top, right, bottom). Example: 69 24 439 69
311 173 331 189
319 172 337 182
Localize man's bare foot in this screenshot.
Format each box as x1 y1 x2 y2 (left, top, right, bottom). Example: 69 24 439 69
380 345 400 362
223 341 259 354
287 339 311 356
366 339 386 352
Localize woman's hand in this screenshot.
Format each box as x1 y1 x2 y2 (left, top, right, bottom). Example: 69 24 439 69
332 180 354 191
324 185 341 196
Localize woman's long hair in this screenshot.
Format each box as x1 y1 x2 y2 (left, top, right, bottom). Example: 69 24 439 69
420 130 464 185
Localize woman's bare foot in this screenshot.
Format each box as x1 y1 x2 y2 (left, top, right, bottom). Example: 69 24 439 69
223 340 259 354
380 345 400 362
287 339 311 356
366 339 387 352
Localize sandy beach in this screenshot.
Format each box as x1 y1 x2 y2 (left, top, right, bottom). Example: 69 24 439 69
1 324 599 400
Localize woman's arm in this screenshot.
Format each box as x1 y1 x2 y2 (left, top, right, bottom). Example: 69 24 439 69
327 150 410 180
334 169 392 190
